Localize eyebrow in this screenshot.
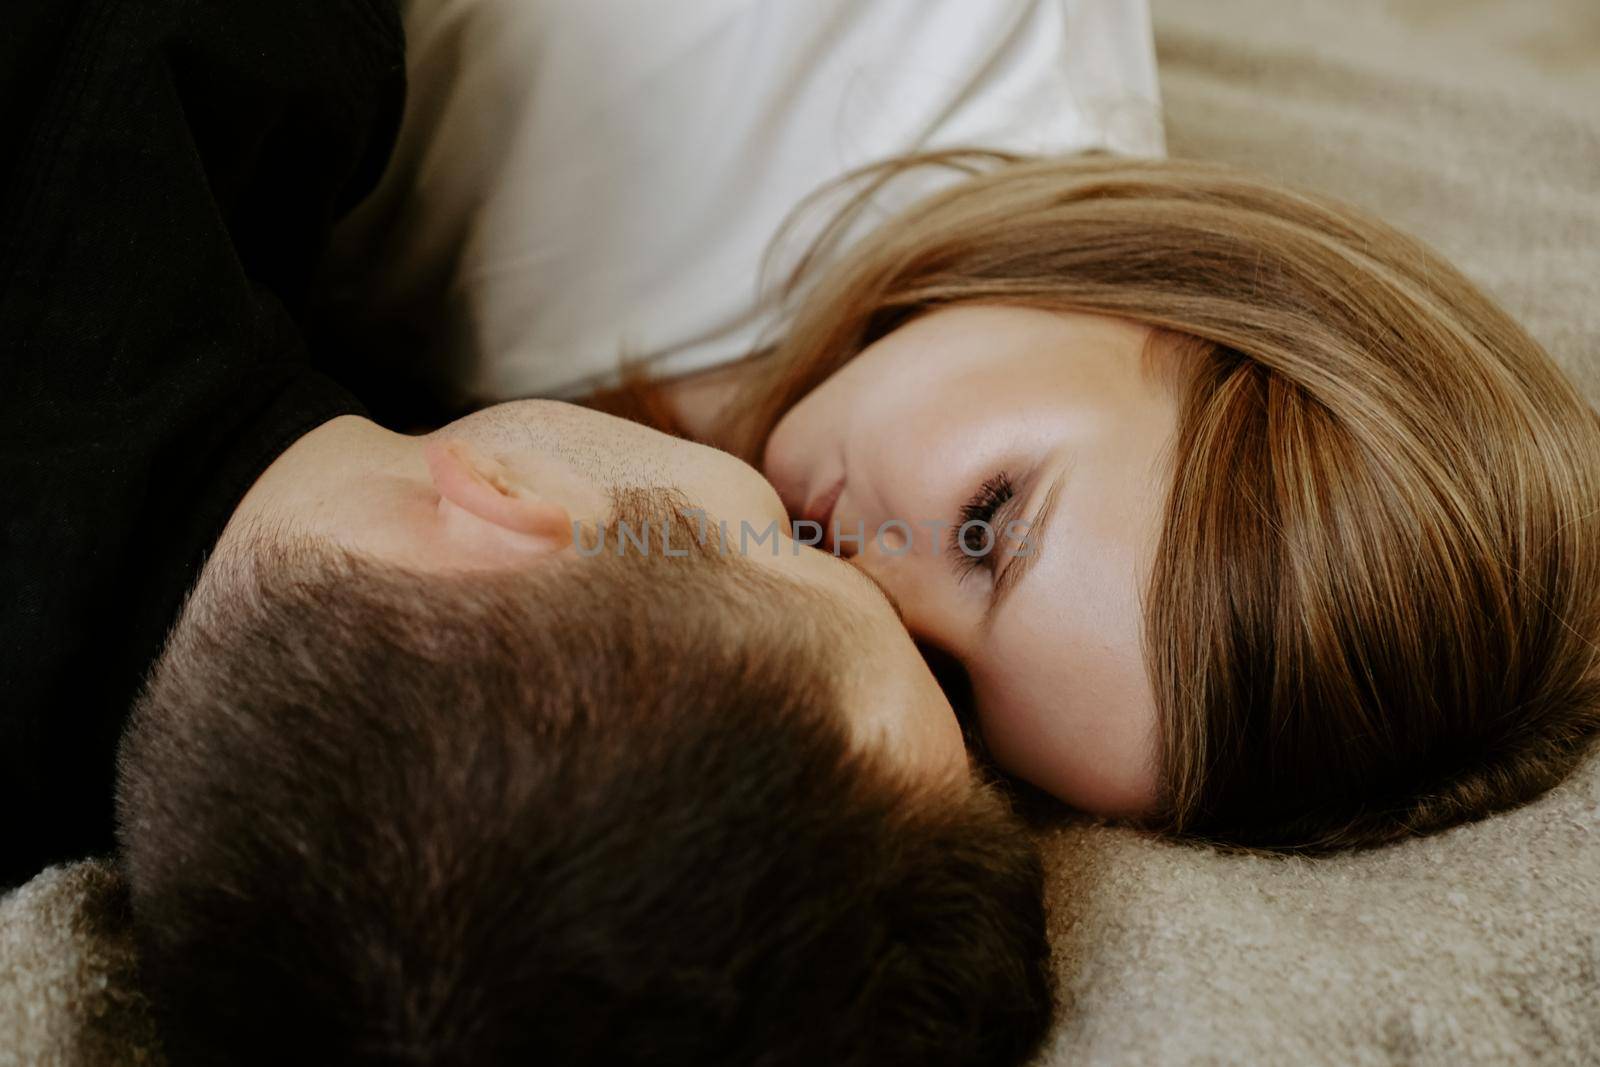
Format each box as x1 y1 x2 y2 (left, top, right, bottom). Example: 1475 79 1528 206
982 467 1067 631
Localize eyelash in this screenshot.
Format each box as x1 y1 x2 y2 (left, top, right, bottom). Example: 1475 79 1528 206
948 472 1015 579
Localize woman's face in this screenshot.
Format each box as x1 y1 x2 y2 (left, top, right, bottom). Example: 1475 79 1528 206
762 305 1180 814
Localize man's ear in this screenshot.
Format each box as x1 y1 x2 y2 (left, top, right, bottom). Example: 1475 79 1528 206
423 438 573 562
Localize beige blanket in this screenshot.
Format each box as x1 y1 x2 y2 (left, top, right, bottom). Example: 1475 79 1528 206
4 2 1597 1064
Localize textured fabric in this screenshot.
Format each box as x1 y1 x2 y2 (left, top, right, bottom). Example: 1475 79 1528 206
314 0 1164 413
0 863 159 1067
0 0 401 888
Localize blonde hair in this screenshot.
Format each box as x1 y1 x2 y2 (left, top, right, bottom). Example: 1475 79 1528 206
723 150 1600 851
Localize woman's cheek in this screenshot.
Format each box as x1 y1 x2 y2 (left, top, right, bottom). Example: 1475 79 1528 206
763 405 829 505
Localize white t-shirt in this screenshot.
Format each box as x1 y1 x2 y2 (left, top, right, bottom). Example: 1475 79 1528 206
321 0 1165 402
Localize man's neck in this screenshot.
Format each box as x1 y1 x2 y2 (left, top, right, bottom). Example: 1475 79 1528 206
220 415 403 549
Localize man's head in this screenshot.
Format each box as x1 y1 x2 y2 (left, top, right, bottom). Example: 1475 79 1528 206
234 400 968 778
115 410 1054 1066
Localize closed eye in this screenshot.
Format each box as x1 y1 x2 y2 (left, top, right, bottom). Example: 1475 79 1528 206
948 472 1017 580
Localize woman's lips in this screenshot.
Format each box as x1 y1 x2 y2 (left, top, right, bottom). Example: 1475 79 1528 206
801 476 846 540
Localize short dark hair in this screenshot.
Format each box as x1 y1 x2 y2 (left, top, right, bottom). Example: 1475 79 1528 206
116 493 1053 1066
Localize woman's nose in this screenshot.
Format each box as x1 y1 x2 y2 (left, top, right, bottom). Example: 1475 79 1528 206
847 547 971 659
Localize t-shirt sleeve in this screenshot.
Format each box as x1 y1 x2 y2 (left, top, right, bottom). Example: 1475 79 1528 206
316 0 1164 405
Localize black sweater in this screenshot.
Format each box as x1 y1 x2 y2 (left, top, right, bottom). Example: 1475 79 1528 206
0 0 405 888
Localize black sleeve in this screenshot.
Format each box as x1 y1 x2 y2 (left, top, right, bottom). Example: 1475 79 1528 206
0 0 405 888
